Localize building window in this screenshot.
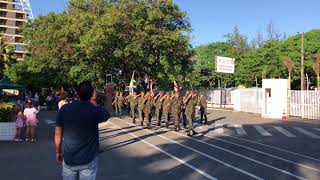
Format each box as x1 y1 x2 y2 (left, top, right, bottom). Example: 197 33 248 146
15 37 23 43
13 5 22 11
16 13 24 19
15 21 23 27
0 11 6 17
0 27 6 33
0 19 6 25
15 45 26 52
0 3 6 9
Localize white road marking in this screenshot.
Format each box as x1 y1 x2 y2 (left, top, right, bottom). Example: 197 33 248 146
222 134 320 163
273 126 296 137
233 125 247 135
201 134 320 173
117 119 264 180
254 126 272 136
109 122 218 180
120 119 310 180
45 119 55 125
313 128 320 132
293 127 320 139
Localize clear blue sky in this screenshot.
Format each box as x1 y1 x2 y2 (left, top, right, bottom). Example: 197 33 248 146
30 0 320 46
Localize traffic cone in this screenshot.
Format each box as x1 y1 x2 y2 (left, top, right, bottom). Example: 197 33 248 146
282 110 287 120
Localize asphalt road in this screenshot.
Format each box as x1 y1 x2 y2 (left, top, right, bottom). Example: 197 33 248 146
1 109 320 180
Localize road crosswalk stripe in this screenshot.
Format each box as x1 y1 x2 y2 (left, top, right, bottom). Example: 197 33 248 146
233 125 247 135
254 125 272 136
273 126 296 137
293 127 320 139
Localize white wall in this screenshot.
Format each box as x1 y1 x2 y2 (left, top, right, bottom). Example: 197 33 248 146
262 79 288 119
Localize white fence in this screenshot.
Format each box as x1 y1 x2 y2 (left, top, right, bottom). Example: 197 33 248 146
232 89 263 114
290 90 320 119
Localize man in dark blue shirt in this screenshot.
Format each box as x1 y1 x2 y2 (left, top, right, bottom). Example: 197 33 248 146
55 81 111 180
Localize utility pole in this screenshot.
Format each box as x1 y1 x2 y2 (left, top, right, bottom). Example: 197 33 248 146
300 33 305 90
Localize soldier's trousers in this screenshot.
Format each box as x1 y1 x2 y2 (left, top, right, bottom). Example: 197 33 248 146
138 109 144 123
173 113 180 130
163 112 169 125
156 109 163 124
186 114 194 132
144 112 152 127
117 105 123 117
131 107 136 123
200 107 207 124
114 105 119 116
181 109 187 127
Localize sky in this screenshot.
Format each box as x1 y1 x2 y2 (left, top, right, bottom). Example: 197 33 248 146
30 0 320 46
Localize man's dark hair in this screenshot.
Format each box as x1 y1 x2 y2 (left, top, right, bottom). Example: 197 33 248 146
76 81 94 101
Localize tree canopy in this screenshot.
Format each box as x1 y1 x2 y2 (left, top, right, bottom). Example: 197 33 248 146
7 0 193 89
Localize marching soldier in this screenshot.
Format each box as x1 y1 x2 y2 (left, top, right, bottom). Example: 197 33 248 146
137 91 145 126
143 92 153 129
198 94 208 125
170 92 182 131
129 92 138 123
181 91 189 128
117 92 125 118
161 92 171 128
184 91 198 136
154 91 164 126
112 91 119 117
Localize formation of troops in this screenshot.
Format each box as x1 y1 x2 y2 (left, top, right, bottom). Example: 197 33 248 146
112 90 208 136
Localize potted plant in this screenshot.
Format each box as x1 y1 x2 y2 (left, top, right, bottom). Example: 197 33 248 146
0 102 16 141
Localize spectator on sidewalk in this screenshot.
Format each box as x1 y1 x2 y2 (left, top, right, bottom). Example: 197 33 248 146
55 81 110 180
24 100 40 142
34 92 40 107
14 106 25 141
46 94 53 110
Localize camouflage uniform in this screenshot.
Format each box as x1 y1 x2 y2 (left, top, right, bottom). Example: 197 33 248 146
113 95 119 116
198 95 208 124
162 96 171 127
171 96 182 131
129 95 138 123
155 96 164 126
143 97 153 128
181 93 189 127
117 95 125 118
138 95 145 126
185 94 196 134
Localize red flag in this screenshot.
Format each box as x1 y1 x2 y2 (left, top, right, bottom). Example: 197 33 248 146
174 80 180 92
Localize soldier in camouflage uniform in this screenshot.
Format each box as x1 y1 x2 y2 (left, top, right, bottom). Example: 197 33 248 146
137 91 145 126
143 92 153 129
161 92 171 128
129 92 138 123
198 94 208 125
117 92 125 118
170 92 182 131
112 91 119 117
181 91 189 128
154 91 164 126
184 91 198 136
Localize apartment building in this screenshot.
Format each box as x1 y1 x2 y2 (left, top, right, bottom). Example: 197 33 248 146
0 0 33 60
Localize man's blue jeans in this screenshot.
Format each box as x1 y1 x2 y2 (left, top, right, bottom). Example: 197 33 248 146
62 157 98 180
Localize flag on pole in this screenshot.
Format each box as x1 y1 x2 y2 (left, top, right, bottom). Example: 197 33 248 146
174 80 180 92
129 71 136 94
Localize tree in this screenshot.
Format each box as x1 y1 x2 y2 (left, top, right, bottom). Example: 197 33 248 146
283 57 293 89
7 0 194 89
313 53 320 88
0 35 16 78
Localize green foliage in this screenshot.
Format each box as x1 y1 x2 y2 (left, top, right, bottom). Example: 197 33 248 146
0 102 16 122
193 29 320 89
0 35 17 78
6 0 193 89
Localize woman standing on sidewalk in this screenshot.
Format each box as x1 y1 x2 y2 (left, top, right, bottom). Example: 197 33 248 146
24 100 40 142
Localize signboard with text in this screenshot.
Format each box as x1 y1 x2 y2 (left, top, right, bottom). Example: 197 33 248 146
215 56 235 74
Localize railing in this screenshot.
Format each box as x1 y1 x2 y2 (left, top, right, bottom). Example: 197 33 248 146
290 90 320 119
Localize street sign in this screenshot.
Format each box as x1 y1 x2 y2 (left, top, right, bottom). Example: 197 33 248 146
215 56 235 74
